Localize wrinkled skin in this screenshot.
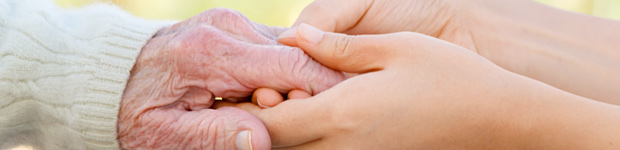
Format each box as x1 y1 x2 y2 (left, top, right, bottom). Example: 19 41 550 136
117 8 345 150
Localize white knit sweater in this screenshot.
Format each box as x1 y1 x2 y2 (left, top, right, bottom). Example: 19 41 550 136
0 0 170 149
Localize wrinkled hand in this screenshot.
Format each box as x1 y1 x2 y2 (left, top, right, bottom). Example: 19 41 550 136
117 8 345 150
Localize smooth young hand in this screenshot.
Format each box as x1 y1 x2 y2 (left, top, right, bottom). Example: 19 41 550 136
278 0 620 104
234 24 620 149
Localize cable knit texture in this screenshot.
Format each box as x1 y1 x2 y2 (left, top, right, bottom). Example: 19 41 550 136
0 0 170 149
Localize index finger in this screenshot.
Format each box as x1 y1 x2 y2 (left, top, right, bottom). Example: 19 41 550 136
293 0 374 32
278 0 374 46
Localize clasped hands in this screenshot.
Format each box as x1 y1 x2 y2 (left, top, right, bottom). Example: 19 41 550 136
117 8 345 149
117 7 507 149
118 0 620 149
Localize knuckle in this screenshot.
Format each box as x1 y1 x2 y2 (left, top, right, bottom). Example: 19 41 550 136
204 7 249 24
198 8 250 26
204 7 241 17
332 35 356 60
218 8 246 20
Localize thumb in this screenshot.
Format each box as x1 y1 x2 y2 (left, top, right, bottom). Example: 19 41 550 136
119 107 271 150
293 23 409 73
278 0 373 46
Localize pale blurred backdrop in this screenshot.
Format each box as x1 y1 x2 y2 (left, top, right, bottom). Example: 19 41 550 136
55 0 315 27
54 0 620 27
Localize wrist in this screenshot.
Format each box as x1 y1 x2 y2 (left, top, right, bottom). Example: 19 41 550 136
464 0 554 67
467 0 620 63
493 76 620 149
464 0 620 102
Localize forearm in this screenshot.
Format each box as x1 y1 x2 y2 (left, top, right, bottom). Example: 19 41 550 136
488 75 620 150
532 97 620 149
523 83 620 149
469 0 620 104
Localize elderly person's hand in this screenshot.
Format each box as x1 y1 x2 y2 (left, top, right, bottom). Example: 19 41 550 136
117 9 345 149
277 0 620 104
233 24 620 149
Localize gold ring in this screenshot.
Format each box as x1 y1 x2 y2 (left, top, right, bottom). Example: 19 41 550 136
214 97 223 101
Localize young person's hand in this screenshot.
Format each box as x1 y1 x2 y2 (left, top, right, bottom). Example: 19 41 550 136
231 24 620 149
279 0 620 104
278 0 477 49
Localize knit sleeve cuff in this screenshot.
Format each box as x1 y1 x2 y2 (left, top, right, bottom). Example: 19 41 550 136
68 5 173 150
0 1 175 149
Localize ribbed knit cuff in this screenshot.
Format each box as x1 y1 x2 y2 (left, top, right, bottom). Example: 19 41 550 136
73 11 172 149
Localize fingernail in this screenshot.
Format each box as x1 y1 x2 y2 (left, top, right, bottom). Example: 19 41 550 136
236 130 253 150
298 23 324 44
277 26 298 39
256 99 271 109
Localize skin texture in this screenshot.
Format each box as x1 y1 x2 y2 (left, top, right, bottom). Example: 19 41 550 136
227 24 620 150
225 0 620 149
117 8 345 150
278 0 620 104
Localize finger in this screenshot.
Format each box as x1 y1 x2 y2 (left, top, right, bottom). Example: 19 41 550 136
252 88 284 108
277 0 374 46
226 97 325 147
123 106 269 150
213 101 263 115
253 23 289 41
287 90 311 99
247 75 376 148
196 8 276 45
251 89 309 108
294 0 373 32
203 107 270 150
294 24 411 73
244 44 346 95
277 26 300 47
252 97 332 147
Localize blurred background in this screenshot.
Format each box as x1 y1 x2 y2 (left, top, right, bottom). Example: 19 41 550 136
53 0 620 27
